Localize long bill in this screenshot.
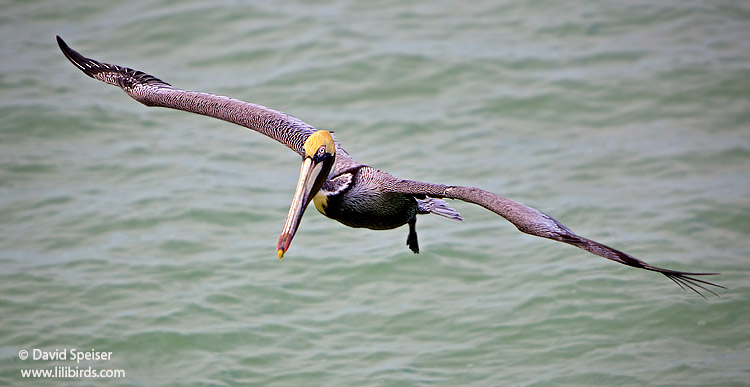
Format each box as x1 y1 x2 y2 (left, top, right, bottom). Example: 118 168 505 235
276 156 329 259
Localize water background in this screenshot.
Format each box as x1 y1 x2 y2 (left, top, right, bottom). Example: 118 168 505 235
1 1 749 385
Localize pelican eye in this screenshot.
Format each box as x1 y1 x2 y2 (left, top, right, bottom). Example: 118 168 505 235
318 146 326 155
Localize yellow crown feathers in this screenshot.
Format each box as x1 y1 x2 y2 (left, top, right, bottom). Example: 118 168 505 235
303 130 335 157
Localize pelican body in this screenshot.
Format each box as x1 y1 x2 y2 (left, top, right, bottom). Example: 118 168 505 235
57 36 722 297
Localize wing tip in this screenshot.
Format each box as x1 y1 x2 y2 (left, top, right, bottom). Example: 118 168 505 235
642 263 725 298
56 35 171 89
56 35 100 78
565 235 724 298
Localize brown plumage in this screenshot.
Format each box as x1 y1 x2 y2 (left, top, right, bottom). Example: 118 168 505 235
57 36 723 298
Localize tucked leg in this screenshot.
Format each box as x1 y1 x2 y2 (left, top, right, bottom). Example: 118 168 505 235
406 217 419 254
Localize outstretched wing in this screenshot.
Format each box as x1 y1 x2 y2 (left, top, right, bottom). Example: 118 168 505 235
388 179 723 298
57 36 316 156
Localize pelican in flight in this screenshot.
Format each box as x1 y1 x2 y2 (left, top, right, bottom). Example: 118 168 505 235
57 36 722 297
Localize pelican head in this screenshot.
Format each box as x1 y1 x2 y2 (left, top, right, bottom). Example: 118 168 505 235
277 130 336 258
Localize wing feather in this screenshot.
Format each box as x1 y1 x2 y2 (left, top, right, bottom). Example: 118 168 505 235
57 36 315 156
388 179 723 297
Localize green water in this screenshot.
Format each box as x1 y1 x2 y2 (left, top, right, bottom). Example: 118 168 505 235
2 1 749 386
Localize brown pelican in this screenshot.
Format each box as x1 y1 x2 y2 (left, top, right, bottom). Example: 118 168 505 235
56 36 722 297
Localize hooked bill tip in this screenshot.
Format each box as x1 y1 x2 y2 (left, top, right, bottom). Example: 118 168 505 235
277 249 285 260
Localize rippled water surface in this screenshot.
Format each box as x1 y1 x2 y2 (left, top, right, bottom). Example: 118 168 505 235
2 1 749 386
